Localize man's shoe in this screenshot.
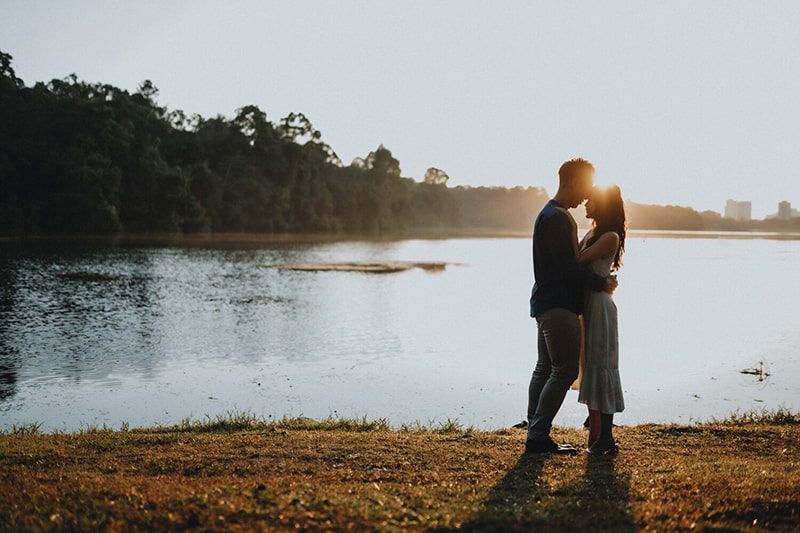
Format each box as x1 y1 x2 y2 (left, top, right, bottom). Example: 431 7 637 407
525 437 578 454
553 443 580 454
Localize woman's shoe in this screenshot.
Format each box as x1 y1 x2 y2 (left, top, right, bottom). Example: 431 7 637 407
587 438 619 455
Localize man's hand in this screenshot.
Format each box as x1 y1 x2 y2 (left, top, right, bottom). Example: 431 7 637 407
604 275 618 295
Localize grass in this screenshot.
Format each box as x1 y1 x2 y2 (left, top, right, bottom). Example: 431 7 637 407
1 411 798 532
709 406 800 426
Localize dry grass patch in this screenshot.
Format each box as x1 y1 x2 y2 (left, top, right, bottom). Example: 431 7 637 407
1 414 798 531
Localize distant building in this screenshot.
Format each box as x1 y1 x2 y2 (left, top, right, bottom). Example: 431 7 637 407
778 201 792 221
724 199 752 221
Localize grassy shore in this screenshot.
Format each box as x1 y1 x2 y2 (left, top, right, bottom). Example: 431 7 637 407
1 412 799 532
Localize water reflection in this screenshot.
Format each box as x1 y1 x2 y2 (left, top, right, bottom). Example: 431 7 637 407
0 235 798 432
0 253 21 401
1 244 167 391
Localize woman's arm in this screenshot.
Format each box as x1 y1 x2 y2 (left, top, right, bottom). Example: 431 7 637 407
578 231 619 264
577 229 592 255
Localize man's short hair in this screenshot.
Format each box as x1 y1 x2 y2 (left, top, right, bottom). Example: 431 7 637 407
558 158 595 185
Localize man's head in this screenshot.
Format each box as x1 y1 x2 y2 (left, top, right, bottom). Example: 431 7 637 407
555 158 595 208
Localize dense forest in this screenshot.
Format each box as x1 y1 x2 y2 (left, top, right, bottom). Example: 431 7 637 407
2 51 797 237
0 51 551 236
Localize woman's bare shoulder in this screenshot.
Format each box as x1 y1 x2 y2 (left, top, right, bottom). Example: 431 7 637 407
579 231 619 262
598 231 620 245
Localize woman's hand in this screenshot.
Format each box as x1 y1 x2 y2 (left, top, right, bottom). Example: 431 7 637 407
604 275 618 294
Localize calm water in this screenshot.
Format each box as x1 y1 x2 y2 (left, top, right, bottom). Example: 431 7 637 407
1 233 798 432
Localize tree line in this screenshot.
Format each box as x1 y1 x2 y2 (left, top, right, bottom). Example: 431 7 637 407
1 51 552 236
2 51 796 237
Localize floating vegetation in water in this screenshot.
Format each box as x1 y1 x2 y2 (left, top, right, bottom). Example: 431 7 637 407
277 261 451 273
229 295 293 305
56 271 115 282
740 360 771 382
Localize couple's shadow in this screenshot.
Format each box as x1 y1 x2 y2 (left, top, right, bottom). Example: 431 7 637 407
455 450 635 532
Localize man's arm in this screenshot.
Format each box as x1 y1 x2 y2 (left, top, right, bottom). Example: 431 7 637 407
546 211 608 292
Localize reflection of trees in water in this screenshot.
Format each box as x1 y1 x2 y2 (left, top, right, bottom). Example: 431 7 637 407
0 242 313 405
0 256 20 401
50 248 166 382
0 244 166 390
0 362 17 401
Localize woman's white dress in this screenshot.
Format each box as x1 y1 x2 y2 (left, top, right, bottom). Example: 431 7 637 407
578 256 625 414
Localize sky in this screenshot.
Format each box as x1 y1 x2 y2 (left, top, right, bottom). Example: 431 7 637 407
2 1 799 219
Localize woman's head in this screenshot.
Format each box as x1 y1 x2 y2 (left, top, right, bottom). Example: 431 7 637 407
585 185 626 270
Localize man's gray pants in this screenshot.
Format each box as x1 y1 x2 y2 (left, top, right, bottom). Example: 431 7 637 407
527 307 581 442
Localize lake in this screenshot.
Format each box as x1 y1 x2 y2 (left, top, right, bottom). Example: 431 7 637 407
1 232 798 433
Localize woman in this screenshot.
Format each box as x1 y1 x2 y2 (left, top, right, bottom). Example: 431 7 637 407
576 185 626 454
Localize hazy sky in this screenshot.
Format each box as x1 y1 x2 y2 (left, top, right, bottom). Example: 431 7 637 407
3 1 799 218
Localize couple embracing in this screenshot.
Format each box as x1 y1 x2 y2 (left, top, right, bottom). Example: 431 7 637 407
525 158 626 455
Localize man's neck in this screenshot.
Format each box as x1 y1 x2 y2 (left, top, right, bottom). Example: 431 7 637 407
552 191 569 208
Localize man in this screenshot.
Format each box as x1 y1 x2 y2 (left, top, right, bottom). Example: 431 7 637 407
526 158 617 454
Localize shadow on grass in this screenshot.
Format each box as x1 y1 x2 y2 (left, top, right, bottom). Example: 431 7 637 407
455 452 635 532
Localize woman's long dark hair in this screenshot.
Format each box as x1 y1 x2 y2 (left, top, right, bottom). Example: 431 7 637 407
585 185 626 271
